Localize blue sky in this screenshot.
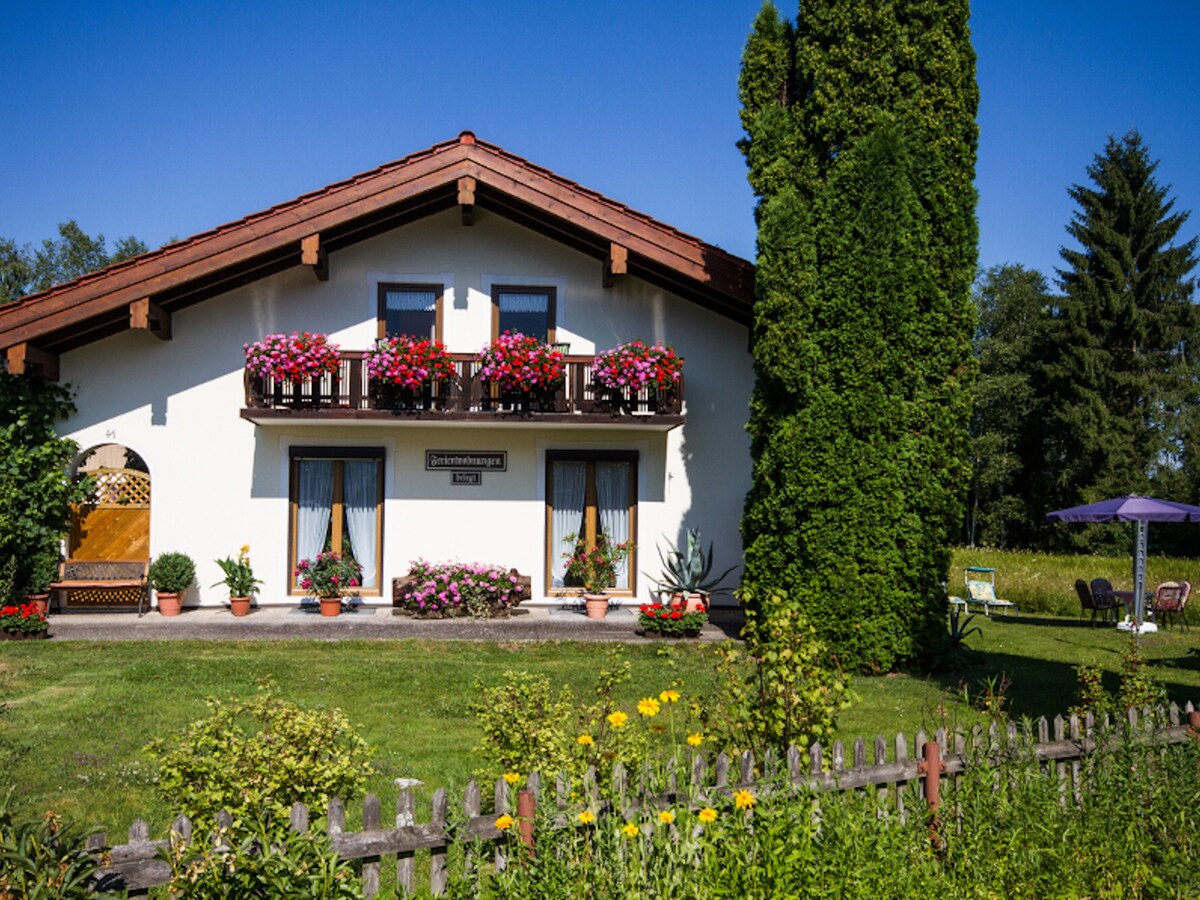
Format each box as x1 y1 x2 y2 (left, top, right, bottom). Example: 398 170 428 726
2 1 1197 287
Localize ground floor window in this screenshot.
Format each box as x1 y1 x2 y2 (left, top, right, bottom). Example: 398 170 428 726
289 447 384 594
546 450 637 593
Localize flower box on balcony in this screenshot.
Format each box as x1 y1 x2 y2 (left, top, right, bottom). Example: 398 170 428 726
365 337 457 411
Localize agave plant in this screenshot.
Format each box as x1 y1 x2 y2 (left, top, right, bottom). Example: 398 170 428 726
645 528 739 598
948 606 982 650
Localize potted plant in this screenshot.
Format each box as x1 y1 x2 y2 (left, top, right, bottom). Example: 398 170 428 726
592 340 684 412
294 551 362 616
637 601 708 638
476 332 565 409
563 532 633 619
244 332 341 383
365 336 457 410
149 551 197 617
0 600 50 640
213 546 261 616
644 528 738 613
21 548 60 614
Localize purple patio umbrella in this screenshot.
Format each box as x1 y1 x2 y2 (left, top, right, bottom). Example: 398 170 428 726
1047 495 1200 630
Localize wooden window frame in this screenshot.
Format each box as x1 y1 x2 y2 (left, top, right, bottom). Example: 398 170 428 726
545 449 637 597
491 285 557 343
287 447 385 597
377 282 444 341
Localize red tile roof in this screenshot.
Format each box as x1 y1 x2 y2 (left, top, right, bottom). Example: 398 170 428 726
0 132 754 360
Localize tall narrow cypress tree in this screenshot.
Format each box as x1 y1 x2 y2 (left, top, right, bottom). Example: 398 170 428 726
739 1 977 670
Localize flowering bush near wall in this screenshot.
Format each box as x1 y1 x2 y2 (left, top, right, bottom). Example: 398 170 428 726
394 559 529 617
476 332 565 394
592 340 683 392
244 332 340 382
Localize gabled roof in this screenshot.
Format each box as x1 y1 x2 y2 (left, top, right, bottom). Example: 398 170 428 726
0 132 754 376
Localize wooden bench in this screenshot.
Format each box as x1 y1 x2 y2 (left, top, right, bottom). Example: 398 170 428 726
49 560 150 616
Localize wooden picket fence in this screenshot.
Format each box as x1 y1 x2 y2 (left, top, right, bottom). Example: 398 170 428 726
88 702 1200 896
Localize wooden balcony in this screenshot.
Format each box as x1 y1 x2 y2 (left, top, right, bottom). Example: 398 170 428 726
240 352 685 429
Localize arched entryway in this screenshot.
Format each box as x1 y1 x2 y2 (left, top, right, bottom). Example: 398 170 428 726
69 444 151 563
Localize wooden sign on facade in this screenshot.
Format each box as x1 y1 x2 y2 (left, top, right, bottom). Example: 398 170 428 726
425 451 507 472
450 471 482 486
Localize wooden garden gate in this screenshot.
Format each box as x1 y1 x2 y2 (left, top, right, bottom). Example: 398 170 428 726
67 467 151 605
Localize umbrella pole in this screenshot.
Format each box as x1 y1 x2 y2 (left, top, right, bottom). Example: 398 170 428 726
1134 520 1148 628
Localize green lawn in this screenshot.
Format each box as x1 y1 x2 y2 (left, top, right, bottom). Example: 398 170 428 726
3 617 1199 837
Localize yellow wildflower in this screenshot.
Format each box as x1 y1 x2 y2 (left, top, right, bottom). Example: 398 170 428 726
240 544 251 555
577 734 594 746
637 697 661 717
577 810 596 825
659 689 681 703
503 772 521 785
607 711 628 728
495 815 515 831
698 807 717 824
658 810 675 824
622 822 639 838
733 789 756 810
687 732 703 747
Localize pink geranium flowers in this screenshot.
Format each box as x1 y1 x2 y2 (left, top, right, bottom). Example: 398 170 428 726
592 340 683 392
245 332 341 382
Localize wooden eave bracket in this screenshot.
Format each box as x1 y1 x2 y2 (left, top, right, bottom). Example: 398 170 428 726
458 176 476 226
604 243 628 288
300 233 329 281
5 343 60 381
129 298 172 340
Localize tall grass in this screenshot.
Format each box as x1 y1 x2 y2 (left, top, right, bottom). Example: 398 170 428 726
951 546 1200 617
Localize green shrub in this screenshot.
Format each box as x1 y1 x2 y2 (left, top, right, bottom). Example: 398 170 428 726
149 551 197 593
0 792 100 899
700 589 854 758
143 685 372 836
163 817 360 899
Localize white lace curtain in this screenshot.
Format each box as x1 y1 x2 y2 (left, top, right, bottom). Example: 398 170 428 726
498 292 549 313
597 462 631 588
343 461 378 588
385 289 437 312
295 460 333 585
550 461 586 587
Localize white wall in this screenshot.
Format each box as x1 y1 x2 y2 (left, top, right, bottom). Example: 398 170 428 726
59 209 753 606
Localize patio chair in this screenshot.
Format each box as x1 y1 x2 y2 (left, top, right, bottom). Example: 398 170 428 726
1076 578 1120 626
964 568 1018 616
1151 581 1192 631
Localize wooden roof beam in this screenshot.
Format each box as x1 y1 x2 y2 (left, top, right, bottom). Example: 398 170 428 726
458 176 476 226
300 233 329 281
129 298 172 340
5 343 59 380
604 242 628 288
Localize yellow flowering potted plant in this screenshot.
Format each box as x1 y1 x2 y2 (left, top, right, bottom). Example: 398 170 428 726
213 546 262 616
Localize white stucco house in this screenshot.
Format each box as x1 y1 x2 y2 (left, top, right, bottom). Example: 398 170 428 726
0 132 755 610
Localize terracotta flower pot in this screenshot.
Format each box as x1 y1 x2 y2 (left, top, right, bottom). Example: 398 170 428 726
319 596 343 617
668 592 708 613
584 593 610 620
156 592 182 617
229 596 251 617
24 594 50 615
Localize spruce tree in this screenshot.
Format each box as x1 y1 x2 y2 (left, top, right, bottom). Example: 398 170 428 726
738 0 977 670
967 264 1051 548
1036 132 1198 552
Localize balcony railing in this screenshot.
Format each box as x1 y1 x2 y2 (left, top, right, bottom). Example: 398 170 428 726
242 352 684 426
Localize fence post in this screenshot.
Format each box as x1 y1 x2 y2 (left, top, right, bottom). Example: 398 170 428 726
920 739 943 850
517 789 535 854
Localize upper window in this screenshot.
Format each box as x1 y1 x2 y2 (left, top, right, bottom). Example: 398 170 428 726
493 286 556 343
546 450 637 594
379 283 442 340
289 447 384 596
